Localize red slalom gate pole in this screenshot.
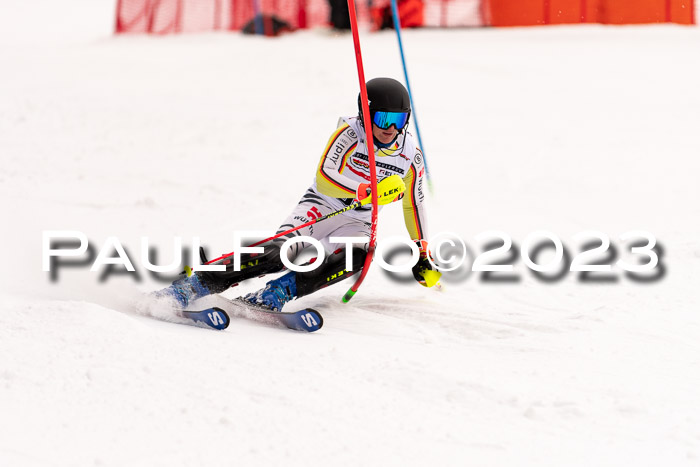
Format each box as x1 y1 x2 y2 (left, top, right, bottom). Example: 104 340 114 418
342 0 379 303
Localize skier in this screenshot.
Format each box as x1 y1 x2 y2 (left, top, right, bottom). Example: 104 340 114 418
157 77 440 311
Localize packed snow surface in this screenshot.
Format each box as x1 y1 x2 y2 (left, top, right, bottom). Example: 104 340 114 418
2 1 700 465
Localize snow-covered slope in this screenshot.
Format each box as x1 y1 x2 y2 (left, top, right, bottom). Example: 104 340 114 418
2 1 700 465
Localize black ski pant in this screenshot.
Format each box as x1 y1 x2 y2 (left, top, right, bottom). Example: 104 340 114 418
196 243 367 298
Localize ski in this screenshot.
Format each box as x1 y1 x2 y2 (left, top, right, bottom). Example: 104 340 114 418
181 307 231 330
193 296 323 333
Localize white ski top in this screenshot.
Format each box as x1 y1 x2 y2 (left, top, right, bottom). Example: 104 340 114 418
311 116 428 241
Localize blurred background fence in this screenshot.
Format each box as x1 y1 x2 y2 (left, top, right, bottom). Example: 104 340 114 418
115 0 695 34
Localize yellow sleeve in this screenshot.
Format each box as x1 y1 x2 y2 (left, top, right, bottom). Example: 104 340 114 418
402 160 428 241
316 124 360 198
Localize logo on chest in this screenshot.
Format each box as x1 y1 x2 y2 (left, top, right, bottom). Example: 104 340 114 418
350 153 405 176
350 157 370 170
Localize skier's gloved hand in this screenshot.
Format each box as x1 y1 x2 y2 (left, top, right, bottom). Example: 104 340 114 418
356 174 406 206
412 240 442 288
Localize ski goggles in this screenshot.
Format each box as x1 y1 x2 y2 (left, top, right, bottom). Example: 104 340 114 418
372 111 409 130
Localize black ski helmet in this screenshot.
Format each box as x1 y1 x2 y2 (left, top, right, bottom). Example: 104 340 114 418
358 77 411 130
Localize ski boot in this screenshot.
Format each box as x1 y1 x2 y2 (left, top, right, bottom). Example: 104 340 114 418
153 273 211 308
244 271 297 311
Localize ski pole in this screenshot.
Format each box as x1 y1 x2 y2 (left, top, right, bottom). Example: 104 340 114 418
204 196 373 265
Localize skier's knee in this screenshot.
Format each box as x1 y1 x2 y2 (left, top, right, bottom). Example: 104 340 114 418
296 247 367 297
